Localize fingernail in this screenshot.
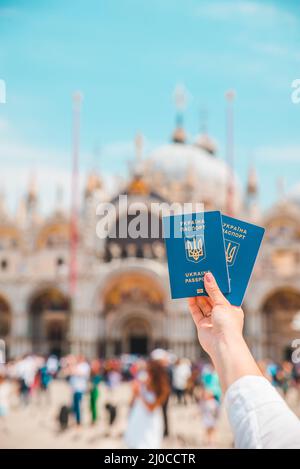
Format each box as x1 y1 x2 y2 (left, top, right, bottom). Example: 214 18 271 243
205 272 213 283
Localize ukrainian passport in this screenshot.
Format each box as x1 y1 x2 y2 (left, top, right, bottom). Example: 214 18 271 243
222 214 265 306
163 211 230 299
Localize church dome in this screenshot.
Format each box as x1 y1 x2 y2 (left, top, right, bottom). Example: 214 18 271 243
143 142 241 211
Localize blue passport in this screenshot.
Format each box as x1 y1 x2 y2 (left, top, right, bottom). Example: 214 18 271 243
163 211 230 299
222 215 265 306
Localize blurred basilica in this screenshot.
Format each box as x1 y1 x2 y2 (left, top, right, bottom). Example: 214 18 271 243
1 109 300 362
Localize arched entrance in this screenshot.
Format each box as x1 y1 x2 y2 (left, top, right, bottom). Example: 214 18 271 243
101 271 166 357
262 288 300 361
0 294 11 357
124 317 151 355
29 287 70 356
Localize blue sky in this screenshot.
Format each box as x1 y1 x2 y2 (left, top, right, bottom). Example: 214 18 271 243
0 0 300 212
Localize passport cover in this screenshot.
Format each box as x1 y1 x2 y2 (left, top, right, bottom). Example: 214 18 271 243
222 214 265 306
163 211 230 299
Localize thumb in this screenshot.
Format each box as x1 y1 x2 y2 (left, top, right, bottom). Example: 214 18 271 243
204 272 228 305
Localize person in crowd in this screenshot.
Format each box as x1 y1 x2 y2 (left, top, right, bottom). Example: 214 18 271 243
201 363 222 403
106 362 122 396
259 359 276 384
46 355 59 378
275 360 293 397
69 355 90 426
293 361 300 404
125 359 170 449
188 271 300 449
15 355 38 406
172 357 191 405
150 349 172 438
89 359 102 425
199 387 220 446
186 365 200 402
0 370 10 432
38 358 52 404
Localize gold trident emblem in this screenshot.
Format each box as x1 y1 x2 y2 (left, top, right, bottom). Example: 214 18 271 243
226 241 238 265
186 237 204 262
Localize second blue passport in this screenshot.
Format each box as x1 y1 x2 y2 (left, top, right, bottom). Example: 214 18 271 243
163 211 230 299
222 214 265 306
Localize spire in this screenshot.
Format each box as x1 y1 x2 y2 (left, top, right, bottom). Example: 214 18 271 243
85 172 102 198
127 133 149 195
135 132 144 163
172 84 187 144
27 172 38 207
23 172 39 226
16 197 27 226
245 160 260 222
225 89 236 217
70 90 83 296
0 190 7 221
55 184 64 214
194 108 217 155
84 142 104 201
247 164 258 196
277 176 286 200
25 172 38 217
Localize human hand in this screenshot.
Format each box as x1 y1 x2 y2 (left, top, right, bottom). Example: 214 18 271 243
132 379 141 397
188 272 244 360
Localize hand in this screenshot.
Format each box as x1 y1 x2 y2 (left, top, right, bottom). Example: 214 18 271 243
188 272 244 360
188 272 262 392
132 379 141 397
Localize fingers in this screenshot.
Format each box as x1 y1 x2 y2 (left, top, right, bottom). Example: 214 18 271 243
197 297 212 317
204 272 228 306
188 297 212 328
188 297 203 327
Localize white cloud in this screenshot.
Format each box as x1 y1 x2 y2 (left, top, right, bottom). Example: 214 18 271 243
0 117 70 166
0 115 163 210
0 117 9 132
0 140 69 166
101 141 134 162
101 137 159 164
252 42 300 62
255 145 300 163
0 119 159 214
175 49 271 83
288 182 300 200
196 1 297 26
1 162 119 215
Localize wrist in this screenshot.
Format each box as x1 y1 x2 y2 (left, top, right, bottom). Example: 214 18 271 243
209 332 262 393
210 330 245 361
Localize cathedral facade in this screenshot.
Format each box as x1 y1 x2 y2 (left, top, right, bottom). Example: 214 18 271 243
1 123 300 362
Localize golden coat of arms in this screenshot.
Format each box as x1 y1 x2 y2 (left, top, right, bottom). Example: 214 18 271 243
225 239 240 266
185 234 206 263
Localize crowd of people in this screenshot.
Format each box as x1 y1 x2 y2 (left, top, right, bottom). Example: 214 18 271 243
0 348 300 448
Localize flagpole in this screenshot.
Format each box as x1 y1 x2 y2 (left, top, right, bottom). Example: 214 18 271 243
225 89 235 216
69 91 82 297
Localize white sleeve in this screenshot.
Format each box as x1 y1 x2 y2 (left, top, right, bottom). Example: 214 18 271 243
224 375 300 449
